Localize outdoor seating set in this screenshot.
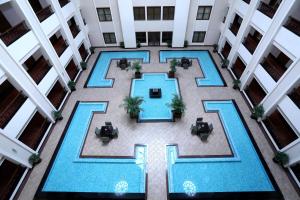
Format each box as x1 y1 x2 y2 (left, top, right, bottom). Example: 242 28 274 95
190 117 213 141
95 121 119 144
117 58 131 70
180 57 192 69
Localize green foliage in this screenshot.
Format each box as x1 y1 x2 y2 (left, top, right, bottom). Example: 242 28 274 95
273 151 289 166
52 110 63 121
29 154 41 166
251 105 264 119
167 94 186 114
167 40 172 48
221 59 229 68
68 80 76 91
120 96 144 118
120 41 125 48
184 40 188 48
89 47 95 54
233 79 241 89
137 41 141 48
80 61 87 70
213 44 218 52
170 59 178 73
129 61 142 73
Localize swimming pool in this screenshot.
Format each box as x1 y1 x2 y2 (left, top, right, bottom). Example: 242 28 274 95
86 51 150 87
131 73 180 121
37 102 147 199
160 50 224 86
167 100 280 199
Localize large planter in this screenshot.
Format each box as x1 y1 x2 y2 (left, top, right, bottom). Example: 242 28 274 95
168 71 175 78
135 72 142 79
130 111 139 119
172 110 182 118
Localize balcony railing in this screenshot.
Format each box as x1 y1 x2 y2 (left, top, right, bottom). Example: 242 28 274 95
263 110 298 149
18 112 50 150
245 78 266 106
52 36 68 57
289 86 300 109
0 21 29 46
47 82 67 109
285 17 300 37
36 6 53 22
59 0 70 7
69 24 80 38
66 60 79 80
262 54 286 82
229 23 240 36
232 57 246 79
27 57 51 84
243 34 259 54
257 2 278 18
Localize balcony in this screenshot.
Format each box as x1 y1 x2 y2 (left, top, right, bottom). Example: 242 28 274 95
0 21 29 46
230 24 239 36
36 6 53 22
245 78 266 106
261 54 287 82
50 35 68 57
0 160 25 200
59 0 70 7
18 112 50 150
69 18 80 38
47 82 67 109
79 44 88 61
263 110 298 149
243 34 260 54
229 15 242 36
66 59 79 80
232 56 246 79
0 81 27 128
284 17 300 37
221 41 231 59
257 1 280 19
25 56 51 84
289 86 300 109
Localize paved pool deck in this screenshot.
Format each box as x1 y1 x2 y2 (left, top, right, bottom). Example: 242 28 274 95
17 46 299 200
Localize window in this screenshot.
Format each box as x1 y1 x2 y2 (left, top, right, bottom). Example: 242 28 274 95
133 7 145 20
97 8 112 21
196 6 212 20
136 32 146 43
162 32 173 43
147 7 161 20
192 31 206 43
163 6 175 20
103 33 116 44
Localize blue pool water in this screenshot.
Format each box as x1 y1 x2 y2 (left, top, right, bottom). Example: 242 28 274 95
167 100 274 194
87 51 149 87
131 73 179 121
42 102 147 194
160 51 224 86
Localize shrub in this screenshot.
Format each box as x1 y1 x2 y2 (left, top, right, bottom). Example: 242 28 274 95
68 80 76 91
251 105 264 120
120 41 125 48
52 110 63 121
184 40 188 48
80 61 87 70
29 154 41 166
273 151 289 166
221 59 229 68
233 79 241 90
89 47 95 54
137 41 141 48
120 96 144 119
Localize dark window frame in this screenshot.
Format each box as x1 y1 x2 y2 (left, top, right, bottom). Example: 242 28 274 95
103 32 116 44
147 7 161 20
163 6 175 20
192 31 206 43
196 6 212 20
97 8 112 22
133 7 145 20
162 32 173 43
136 32 146 43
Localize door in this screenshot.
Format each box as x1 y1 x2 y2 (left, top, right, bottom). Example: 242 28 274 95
148 32 160 46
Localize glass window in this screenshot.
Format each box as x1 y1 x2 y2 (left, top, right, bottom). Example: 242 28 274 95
162 32 173 43
103 33 116 44
133 7 145 20
97 8 112 21
147 7 161 20
136 32 146 43
163 6 175 20
192 31 206 43
196 6 212 20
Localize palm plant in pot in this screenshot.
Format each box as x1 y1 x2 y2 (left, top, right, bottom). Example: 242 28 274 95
121 96 144 119
29 153 41 167
221 58 229 68
128 61 142 78
273 151 289 167
250 105 264 121
167 94 186 119
213 44 218 52
233 79 241 90
68 80 76 91
52 110 63 121
80 61 87 70
168 59 177 78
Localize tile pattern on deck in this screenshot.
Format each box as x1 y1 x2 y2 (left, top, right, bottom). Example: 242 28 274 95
17 47 299 200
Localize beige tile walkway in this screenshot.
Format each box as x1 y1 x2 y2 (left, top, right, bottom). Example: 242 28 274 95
17 47 300 200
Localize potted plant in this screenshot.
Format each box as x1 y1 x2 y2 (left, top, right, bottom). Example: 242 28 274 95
184 40 188 48
29 153 41 167
80 61 87 70
128 61 142 78
168 59 177 78
221 58 229 68
213 44 218 52
120 41 125 48
167 94 186 119
89 47 95 54
250 105 264 121
137 41 141 48
52 110 63 121
273 151 289 167
68 80 76 91
233 79 241 90
167 40 172 48
120 96 144 119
